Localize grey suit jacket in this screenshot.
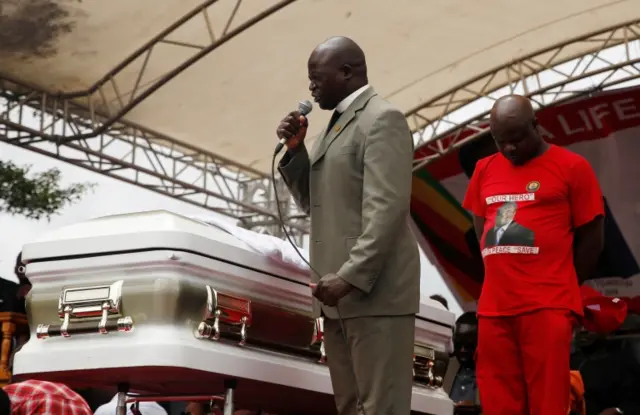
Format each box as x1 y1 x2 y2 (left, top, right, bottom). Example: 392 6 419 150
279 87 420 319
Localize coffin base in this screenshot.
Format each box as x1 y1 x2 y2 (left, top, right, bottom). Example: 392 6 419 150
14 326 453 415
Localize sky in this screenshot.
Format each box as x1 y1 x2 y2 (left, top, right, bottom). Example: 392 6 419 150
0 142 464 317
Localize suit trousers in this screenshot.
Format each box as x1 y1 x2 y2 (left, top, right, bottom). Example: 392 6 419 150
323 314 415 415
476 309 575 415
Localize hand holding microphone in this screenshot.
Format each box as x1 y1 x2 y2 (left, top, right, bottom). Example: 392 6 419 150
275 100 313 155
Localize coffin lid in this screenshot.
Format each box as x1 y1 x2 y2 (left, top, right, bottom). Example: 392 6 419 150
22 210 454 327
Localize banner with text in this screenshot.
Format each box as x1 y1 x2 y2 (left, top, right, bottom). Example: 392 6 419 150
411 86 640 310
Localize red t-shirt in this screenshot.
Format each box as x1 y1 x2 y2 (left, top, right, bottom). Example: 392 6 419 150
462 145 604 317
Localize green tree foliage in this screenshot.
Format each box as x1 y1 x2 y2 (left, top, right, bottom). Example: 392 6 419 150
0 160 94 220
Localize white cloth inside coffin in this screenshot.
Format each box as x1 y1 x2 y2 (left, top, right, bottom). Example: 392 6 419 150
190 215 310 274
191 215 453 319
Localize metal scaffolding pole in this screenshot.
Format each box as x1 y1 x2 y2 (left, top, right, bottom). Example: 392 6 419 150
0 79 308 245
2 15 639 248
408 19 640 170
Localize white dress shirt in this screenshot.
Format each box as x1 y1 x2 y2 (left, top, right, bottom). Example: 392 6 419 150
335 84 371 113
495 220 512 244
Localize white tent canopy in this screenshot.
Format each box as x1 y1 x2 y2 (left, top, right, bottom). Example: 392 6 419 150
0 0 637 174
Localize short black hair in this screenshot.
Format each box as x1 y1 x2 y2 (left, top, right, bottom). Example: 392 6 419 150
456 311 478 327
0 388 11 415
429 294 449 310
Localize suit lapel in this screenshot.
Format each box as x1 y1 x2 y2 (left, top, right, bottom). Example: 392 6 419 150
310 87 377 166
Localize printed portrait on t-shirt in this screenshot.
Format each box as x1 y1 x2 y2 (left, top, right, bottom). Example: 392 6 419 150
484 201 535 247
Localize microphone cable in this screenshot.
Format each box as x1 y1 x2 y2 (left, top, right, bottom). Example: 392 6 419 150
271 146 367 415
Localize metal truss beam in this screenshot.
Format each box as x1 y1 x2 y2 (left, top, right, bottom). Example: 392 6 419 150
0 0 308 245
0 77 309 246
5 0 297 142
410 19 640 170
3 9 639 247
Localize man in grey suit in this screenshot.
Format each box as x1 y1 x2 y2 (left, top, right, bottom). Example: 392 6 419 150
276 36 420 415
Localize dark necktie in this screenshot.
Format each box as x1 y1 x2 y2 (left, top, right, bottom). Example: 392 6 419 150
326 111 341 135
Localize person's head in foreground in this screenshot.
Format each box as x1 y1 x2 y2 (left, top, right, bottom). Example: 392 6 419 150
453 312 478 366
307 36 368 110
490 95 547 166
429 294 449 310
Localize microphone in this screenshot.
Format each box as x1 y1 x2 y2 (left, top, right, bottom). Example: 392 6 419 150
274 100 313 155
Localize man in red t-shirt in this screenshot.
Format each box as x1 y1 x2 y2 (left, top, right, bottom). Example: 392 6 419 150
462 95 605 415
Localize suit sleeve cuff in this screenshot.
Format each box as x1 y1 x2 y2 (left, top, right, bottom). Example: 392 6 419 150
279 145 308 169
336 266 373 294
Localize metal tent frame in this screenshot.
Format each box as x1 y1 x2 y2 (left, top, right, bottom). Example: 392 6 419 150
411 20 640 170
1 10 639 243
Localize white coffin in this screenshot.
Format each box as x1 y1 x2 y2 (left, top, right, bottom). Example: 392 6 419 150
15 210 455 415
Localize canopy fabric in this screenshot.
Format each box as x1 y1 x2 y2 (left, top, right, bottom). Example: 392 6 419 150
0 0 637 173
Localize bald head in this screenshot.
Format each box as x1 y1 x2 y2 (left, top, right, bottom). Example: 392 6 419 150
307 36 368 110
313 37 366 70
489 95 546 165
490 95 535 127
